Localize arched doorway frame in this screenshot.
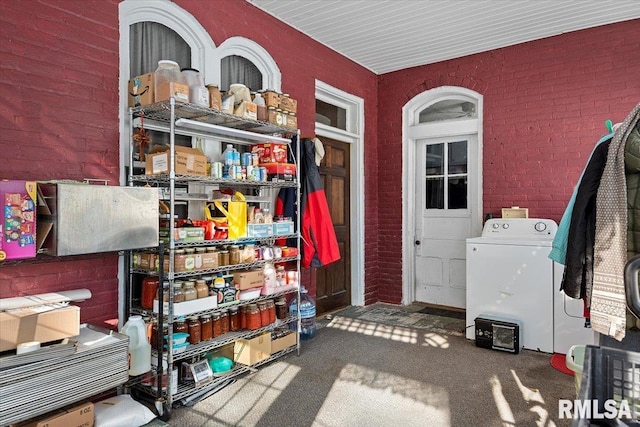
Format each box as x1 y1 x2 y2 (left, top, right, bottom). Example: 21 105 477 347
401 86 484 305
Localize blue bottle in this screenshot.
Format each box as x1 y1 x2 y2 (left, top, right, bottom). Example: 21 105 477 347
289 287 316 340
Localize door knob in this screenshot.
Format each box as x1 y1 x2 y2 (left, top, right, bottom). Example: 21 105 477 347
415 240 421 245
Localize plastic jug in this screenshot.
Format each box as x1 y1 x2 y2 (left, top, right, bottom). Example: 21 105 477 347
289 287 317 340
181 68 209 107
121 315 151 376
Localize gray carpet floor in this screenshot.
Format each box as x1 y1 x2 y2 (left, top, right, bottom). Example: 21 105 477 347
166 303 576 427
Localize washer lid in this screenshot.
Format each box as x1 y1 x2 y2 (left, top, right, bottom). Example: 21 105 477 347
467 236 553 247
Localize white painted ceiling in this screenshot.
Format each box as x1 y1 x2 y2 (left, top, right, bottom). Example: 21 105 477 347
247 0 640 75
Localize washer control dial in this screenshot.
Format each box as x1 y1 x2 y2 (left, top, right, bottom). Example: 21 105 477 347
534 222 547 232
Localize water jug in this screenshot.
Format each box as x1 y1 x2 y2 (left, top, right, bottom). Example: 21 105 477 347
121 315 152 376
289 287 316 340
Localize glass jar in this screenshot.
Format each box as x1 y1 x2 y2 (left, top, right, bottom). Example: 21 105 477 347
200 315 213 341
240 305 247 329
195 279 208 299
275 297 288 319
258 301 270 327
187 317 201 345
157 281 170 303
219 309 230 335
219 250 229 266
141 277 159 309
173 318 188 335
246 304 261 330
229 306 240 331
183 281 197 301
173 282 185 303
212 312 222 338
207 84 222 111
266 299 276 325
229 245 240 265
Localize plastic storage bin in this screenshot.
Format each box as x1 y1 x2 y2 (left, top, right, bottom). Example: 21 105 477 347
566 344 587 397
571 345 640 427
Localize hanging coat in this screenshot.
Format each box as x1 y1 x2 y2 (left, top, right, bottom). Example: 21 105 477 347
299 137 341 268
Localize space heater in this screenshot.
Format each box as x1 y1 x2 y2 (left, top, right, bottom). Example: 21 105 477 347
474 316 523 354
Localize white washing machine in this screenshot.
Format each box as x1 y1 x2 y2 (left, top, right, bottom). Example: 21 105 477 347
466 218 593 354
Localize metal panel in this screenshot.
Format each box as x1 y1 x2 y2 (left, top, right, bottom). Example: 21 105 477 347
39 183 159 256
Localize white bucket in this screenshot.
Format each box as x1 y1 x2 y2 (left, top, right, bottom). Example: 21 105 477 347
121 315 151 376
565 345 586 397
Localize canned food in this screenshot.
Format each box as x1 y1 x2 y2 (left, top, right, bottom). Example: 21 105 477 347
242 152 252 166
211 162 223 178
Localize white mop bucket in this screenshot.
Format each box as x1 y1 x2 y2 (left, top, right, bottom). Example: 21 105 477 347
565 344 586 397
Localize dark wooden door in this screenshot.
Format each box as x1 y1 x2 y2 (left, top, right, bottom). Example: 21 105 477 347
315 137 351 315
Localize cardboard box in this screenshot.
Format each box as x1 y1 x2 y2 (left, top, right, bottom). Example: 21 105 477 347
153 295 217 317
247 223 273 238
502 207 529 218
133 252 157 270
146 146 208 176
251 143 288 163
260 163 297 181
155 81 190 104
159 226 206 243
262 91 281 108
279 95 297 114
234 333 271 366
233 269 264 290
1 180 38 261
0 305 80 352
13 401 94 427
273 221 295 236
128 72 154 108
271 331 297 353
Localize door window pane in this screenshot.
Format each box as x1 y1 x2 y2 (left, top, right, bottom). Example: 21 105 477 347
448 141 467 174
448 177 467 209
316 99 347 130
418 100 477 123
424 140 468 210
426 144 444 175
426 178 444 209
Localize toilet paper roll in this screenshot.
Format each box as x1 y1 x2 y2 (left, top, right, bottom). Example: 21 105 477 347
17 341 41 354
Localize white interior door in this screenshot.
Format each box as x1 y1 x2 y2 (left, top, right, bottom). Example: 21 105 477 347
414 135 477 308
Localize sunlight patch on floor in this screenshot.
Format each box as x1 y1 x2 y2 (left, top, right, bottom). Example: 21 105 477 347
205 361 301 426
422 332 451 348
314 363 451 427
328 316 418 344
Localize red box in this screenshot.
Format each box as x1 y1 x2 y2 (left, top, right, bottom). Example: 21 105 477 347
1 180 37 261
251 143 288 163
260 163 297 181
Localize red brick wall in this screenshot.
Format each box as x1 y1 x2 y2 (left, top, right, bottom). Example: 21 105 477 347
1 0 637 314
0 0 121 327
376 20 640 304
0 0 378 324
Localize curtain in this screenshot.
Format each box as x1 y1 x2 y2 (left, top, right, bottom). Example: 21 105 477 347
130 22 191 77
221 55 262 92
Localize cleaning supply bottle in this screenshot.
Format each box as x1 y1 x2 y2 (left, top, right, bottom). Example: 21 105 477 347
121 315 152 376
289 287 316 340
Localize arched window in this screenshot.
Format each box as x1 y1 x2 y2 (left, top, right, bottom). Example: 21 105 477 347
130 22 191 77
220 55 262 92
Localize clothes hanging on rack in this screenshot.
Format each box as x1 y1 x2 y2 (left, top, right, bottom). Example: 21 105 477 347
559 136 612 299
298 137 340 268
591 102 640 341
549 133 613 267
